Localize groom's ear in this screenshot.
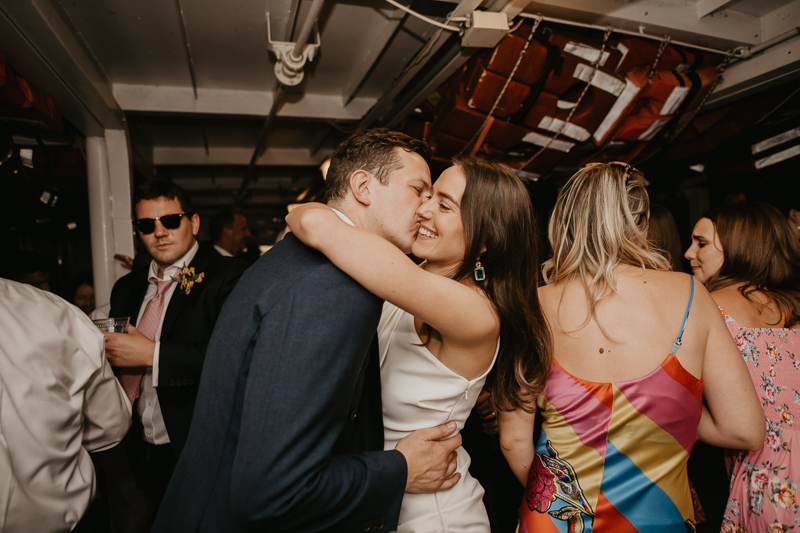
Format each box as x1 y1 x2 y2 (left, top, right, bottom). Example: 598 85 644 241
349 169 373 207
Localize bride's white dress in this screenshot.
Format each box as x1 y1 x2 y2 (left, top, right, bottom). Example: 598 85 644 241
378 302 499 533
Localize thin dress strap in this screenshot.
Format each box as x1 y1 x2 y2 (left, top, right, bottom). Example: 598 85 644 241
670 275 695 354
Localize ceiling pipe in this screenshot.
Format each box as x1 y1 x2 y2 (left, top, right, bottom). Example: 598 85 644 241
267 0 323 86
292 0 324 60
735 27 800 60
237 0 324 201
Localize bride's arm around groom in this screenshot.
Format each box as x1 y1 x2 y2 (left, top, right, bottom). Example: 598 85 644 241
153 128 461 533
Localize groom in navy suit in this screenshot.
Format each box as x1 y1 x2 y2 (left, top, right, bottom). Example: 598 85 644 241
154 129 462 533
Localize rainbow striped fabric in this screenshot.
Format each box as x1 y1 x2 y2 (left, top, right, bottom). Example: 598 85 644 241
518 353 704 532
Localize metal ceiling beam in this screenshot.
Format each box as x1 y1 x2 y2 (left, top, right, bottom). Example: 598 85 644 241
340 1 410 105
172 177 314 191
152 146 329 166
761 0 800 42
696 0 735 19
497 0 535 19
190 194 298 207
522 0 761 47
357 0 483 132
275 0 302 41
383 48 472 130
376 0 531 130
0 0 125 135
236 0 326 201
706 34 800 108
173 0 198 98
113 84 376 120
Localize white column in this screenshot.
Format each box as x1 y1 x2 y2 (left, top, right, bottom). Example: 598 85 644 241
105 129 135 280
86 136 116 309
86 130 135 311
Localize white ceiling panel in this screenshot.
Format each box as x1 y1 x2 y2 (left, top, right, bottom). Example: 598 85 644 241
724 0 793 18
54 0 192 86
181 0 275 91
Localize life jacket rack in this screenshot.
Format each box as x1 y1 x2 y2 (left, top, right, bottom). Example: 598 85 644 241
400 18 734 179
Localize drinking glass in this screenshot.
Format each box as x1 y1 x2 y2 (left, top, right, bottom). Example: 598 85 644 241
92 317 130 333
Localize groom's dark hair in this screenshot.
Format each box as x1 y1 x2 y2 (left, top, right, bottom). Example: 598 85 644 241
324 128 431 203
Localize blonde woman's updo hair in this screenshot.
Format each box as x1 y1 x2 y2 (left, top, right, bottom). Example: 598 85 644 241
542 162 671 336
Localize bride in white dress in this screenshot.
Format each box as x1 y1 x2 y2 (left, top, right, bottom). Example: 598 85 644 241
287 155 551 532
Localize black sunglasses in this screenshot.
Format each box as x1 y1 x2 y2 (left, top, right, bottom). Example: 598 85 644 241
132 213 188 234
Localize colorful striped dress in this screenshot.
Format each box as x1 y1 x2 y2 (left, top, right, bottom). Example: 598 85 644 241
518 277 703 532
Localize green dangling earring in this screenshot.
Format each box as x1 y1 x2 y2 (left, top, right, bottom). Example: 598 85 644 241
474 260 486 281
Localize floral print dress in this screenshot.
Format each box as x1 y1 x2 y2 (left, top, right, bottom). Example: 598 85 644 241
721 308 800 533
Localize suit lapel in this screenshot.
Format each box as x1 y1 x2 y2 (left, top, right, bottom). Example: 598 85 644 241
161 245 210 339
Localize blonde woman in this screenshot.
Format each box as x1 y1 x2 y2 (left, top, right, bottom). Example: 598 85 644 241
500 162 764 532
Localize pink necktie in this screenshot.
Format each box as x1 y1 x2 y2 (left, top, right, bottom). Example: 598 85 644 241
119 279 174 405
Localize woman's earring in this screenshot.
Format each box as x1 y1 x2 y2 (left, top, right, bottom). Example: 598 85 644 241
474 260 486 281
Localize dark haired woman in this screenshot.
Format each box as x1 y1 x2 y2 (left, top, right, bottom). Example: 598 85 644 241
686 203 800 532
500 162 764 532
648 204 684 272
286 155 551 531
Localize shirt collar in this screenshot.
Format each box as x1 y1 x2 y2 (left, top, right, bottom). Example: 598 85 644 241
213 244 233 257
148 240 200 282
330 208 355 227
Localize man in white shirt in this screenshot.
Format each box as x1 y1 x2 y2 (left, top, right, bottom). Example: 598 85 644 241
209 207 251 257
103 181 247 521
0 278 131 533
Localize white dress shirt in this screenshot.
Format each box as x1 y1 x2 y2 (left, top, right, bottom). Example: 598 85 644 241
0 279 131 533
136 241 199 445
213 244 233 257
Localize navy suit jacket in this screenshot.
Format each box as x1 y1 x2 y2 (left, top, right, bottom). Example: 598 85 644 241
108 244 247 455
153 234 407 533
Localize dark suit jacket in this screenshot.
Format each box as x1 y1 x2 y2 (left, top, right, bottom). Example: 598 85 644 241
108 243 247 455
153 234 407 533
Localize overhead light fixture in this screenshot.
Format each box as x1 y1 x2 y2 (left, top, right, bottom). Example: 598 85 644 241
320 158 331 180
20 148 33 168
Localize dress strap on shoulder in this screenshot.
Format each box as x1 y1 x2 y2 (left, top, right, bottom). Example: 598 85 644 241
670 275 695 354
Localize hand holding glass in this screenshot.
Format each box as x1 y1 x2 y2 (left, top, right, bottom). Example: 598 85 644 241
92 317 130 333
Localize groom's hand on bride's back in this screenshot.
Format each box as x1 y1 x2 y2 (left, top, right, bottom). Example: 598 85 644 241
396 421 462 493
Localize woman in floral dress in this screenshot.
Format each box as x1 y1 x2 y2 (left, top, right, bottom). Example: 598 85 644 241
685 202 800 532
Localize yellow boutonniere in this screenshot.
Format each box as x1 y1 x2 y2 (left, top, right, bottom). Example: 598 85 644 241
174 265 205 295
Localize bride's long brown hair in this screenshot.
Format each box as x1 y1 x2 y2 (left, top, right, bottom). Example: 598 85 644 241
446 155 552 412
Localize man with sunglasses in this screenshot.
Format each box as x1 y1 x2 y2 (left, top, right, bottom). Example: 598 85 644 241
103 181 247 523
